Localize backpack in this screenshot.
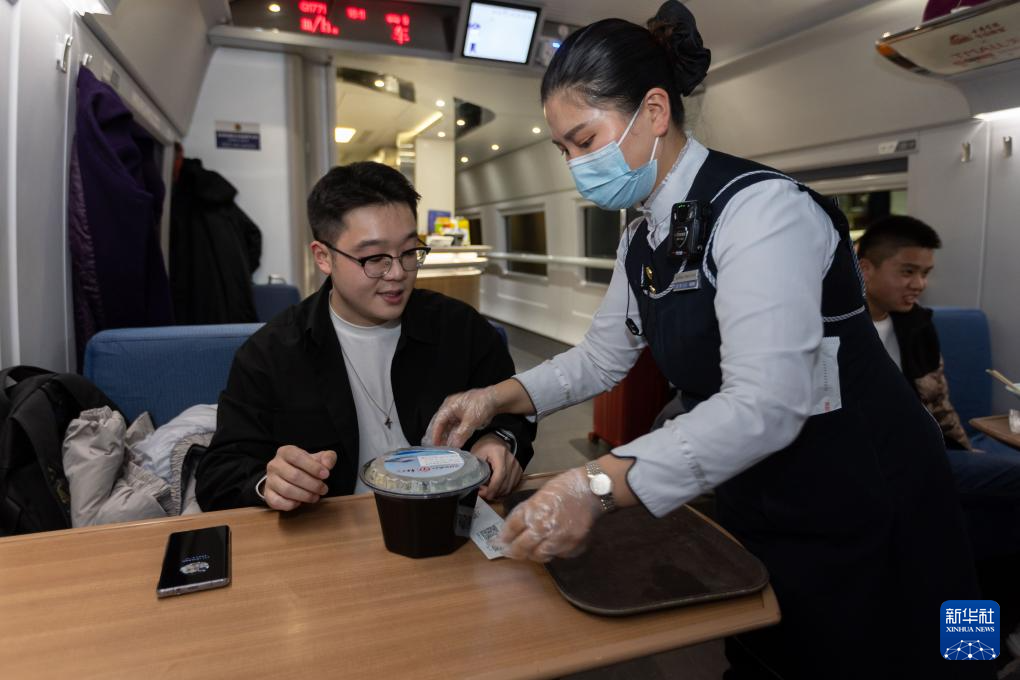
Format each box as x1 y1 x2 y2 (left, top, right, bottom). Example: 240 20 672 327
0 366 119 535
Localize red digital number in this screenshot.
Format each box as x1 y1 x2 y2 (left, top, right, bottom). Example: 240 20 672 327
298 0 328 14
390 26 411 45
300 14 339 35
346 6 367 21
385 13 411 45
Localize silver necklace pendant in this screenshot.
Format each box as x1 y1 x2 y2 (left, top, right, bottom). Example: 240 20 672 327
340 342 395 430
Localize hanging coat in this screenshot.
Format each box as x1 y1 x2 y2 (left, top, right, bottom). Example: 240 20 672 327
169 158 261 324
68 67 173 367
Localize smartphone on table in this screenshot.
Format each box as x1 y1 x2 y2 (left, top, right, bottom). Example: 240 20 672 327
156 525 231 598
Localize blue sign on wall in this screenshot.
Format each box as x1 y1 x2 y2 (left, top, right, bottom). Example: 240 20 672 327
215 121 260 151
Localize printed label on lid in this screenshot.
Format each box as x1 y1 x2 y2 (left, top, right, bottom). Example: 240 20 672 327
383 450 465 478
418 453 464 468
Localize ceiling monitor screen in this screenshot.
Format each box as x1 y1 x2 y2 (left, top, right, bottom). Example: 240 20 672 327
462 1 540 64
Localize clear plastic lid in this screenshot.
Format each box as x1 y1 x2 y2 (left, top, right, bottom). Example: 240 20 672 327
359 447 490 498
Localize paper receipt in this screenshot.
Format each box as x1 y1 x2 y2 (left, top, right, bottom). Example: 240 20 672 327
470 496 506 560
811 336 843 415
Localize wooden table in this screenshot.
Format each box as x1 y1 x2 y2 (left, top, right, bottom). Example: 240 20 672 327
0 493 779 679
970 415 1020 450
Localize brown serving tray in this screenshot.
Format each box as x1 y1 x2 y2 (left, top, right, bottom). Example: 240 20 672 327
505 490 769 617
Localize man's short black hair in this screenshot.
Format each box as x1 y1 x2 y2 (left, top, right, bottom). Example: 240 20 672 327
307 162 421 244
858 215 942 266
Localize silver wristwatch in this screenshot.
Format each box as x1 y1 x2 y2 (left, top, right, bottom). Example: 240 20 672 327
490 428 518 456
585 461 617 513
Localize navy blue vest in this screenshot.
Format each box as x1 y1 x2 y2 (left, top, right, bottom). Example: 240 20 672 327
624 151 864 402
622 150 984 679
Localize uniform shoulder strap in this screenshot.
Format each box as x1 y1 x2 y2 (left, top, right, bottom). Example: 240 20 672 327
682 151 797 286
689 150 855 290
684 150 783 206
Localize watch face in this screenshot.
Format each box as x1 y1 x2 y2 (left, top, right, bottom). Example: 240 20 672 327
590 473 612 496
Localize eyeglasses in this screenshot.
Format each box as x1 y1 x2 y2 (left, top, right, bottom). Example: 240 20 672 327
320 241 431 278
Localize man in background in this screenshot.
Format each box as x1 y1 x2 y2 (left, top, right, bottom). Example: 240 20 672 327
859 215 1020 664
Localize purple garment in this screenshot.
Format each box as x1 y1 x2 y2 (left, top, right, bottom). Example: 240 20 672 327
68 145 103 364
922 0 990 22
69 67 172 367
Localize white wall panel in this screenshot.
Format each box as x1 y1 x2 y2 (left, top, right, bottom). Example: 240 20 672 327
907 120 989 310
0 0 15 367
13 0 74 371
184 47 297 285
415 137 455 230
982 115 1020 414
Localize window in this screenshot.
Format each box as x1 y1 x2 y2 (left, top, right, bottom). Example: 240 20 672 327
829 189 908 235
467 216 483 246
794 160 907 238
504 211 547 276
582 206 624 284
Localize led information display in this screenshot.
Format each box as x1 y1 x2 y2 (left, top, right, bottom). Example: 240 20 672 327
231 0 460 53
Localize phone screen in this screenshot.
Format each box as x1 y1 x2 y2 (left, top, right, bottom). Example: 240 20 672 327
156 525 231 598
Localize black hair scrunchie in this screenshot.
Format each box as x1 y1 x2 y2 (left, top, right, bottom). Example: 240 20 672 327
647 0 711 96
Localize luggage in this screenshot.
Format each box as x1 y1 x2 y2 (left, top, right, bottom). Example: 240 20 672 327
0 366 118 535
589 347 670 448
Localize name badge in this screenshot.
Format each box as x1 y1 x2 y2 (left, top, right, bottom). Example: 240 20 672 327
671 269 700 292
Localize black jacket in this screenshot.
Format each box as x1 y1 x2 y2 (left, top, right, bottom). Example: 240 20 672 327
196 281 535 510
889 304 971 450
890 304 940 382
170 158 261 324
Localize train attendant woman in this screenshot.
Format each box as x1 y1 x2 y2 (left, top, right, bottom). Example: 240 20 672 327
427 2 989 678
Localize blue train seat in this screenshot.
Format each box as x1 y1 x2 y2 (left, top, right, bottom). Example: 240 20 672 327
83 324 261 426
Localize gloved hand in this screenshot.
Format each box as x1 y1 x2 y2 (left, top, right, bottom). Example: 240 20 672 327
423 387 500 449
499 467 602 563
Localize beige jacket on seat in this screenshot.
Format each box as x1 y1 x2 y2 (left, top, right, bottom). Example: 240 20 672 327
62 407 208 527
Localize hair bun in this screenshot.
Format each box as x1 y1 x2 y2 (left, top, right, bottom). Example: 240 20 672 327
647 0 711 96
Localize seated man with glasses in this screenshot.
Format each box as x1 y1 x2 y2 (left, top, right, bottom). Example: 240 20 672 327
196 162 534 511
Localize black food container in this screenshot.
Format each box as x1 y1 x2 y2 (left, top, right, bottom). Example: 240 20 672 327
360 448 490 558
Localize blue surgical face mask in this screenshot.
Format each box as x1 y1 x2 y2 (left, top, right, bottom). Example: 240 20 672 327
567 107 660 210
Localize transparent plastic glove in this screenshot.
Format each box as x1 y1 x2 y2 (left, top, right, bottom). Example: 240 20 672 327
423 387 499 449
499 467 602 563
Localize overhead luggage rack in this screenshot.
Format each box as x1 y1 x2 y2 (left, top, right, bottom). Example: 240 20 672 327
876 0 1020 76
876 0 1020 114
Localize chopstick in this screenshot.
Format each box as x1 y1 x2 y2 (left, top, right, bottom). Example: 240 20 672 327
987 368 1017 388
987 369 1020 396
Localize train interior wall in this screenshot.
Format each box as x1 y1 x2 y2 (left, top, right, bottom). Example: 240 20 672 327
2 0 1019 416
182 47 300 287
